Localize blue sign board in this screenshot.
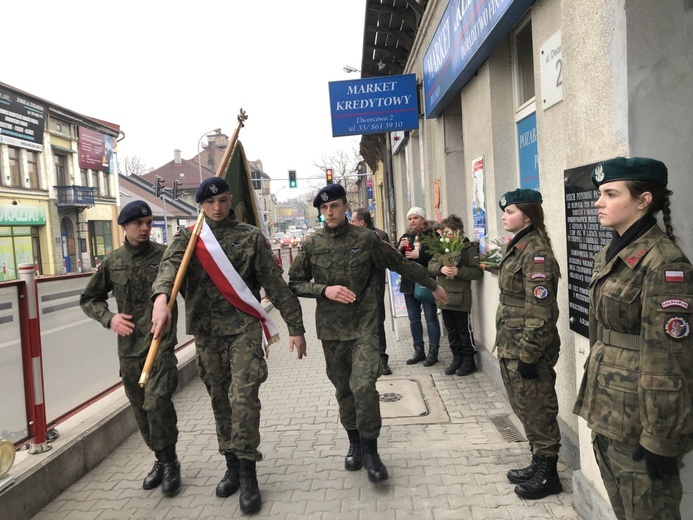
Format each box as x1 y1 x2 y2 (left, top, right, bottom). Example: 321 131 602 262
517 112 539 190
423 0 532 117
328 74 419 137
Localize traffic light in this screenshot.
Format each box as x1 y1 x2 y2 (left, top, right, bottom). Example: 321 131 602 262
325 168 333 184
154 176 165 198
173 180 182 200
288 170 297 188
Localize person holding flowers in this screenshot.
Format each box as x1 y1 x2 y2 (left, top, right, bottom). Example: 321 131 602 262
425 215 483 376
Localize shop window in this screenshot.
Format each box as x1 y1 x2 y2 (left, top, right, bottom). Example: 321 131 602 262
27 151 40 189
0 226 35 281
8 147 21 187
89 220 113 265
54 154 67 186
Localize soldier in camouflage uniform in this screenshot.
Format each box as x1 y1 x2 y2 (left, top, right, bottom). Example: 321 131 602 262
574 157 693 520
80 200 181 496
289 184 447 485
495 189 563 500
151 178 306 514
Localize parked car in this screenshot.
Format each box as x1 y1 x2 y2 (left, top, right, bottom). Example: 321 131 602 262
273 231 284 244
279 234 295 248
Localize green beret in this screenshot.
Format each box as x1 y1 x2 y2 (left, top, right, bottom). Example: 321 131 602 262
591 157 668 188
499 189 543 210
196 177 230 202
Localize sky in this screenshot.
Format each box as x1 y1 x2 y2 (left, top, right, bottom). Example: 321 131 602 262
3 0 365 200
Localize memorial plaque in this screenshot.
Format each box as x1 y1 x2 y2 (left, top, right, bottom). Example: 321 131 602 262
564 162 612 337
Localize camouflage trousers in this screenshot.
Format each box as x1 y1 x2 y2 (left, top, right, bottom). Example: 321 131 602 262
499 357 561 457
195 328 268 461
120 351 179 452
322 335 382 439
593 434 683 520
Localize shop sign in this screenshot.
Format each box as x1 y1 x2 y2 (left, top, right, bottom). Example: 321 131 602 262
0 86 45 151
0 204 47 226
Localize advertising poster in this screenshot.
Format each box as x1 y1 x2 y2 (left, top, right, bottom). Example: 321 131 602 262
79 127 116 173
471 156 487 254
387 269 407 319
0 86 45 151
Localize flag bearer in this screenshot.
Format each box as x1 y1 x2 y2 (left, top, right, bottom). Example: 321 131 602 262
151 177 306 514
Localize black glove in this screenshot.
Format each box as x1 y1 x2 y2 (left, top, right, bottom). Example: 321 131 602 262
632 443 679 480
517 360 538 379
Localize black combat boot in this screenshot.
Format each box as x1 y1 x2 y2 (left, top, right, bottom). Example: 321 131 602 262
142 451 163 490
216 451 240 497
160 445 181 496
507 454 538 484
381 358 392 375
344 429 363 470
361 438 389 483
423 344 439 366
514 455 563 499
444 353 464 375
406 343 426 365
239 459 262 514
455 354 478 376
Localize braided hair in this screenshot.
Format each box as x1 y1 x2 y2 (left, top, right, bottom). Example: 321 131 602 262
625 180 677 243
516 202 558 255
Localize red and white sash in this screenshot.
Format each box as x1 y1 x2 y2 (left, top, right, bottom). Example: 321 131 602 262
194 221 279 349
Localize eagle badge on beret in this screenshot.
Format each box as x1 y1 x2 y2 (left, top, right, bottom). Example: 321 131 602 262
210 184 218 194
500 196 506 207
321 192 329 201
594 164 604 183
140 205 149 215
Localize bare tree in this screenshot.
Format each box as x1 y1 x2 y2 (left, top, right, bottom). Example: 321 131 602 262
119 155 152 176
312 144 362 194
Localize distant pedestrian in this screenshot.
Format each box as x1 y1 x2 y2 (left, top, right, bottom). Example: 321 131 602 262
289 185 446 484
495 189 563 500
151 178 306 514
427 214 483 376
80 200 181 496
397 207 442 366
351 207 393 375
574 157 693 520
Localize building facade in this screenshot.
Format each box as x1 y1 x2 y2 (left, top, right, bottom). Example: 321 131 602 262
358 0 693 516
0 82 122 279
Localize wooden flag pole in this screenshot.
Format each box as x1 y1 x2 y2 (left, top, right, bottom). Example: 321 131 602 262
139 109 248 388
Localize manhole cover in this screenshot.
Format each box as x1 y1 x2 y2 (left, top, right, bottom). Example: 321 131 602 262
380 392 403 402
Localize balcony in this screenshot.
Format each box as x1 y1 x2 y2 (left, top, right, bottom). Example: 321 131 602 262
55 186 96 208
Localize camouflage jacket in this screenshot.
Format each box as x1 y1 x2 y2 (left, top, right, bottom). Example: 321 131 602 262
152 213 305 337
574 225 693 456
289 220 437 341
428 238 483 313
80 239 177 358
494 228 561 362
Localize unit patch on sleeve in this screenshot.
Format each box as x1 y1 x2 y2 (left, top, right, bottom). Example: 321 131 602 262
533 286 548 299
534 256 545 264
661 299 690 310
530 273 548 280
665 270 685 283
664 316 690 341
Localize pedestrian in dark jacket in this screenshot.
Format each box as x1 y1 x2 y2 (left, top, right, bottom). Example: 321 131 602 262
396 207 441 366
427 214 483 376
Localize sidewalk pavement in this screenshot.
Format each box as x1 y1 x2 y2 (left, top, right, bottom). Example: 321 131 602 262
6 296 582 520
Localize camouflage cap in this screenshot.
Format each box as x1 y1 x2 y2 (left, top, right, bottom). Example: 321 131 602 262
118 200 152 225
196 177 230 202
499 189 543 210
313 183 346 207
591 157 668 188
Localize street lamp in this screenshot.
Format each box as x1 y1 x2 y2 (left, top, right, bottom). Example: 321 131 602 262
343 65 360 74
197 128 222 185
